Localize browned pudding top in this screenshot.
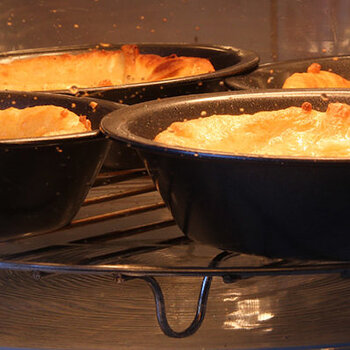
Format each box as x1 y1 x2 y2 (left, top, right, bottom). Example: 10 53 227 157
283 63 350 88
0 105 91 139
0 45 215 91
155 102 350 157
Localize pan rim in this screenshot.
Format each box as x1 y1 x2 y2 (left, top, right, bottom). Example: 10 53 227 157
0 42 259 93
225 54 350 90
0 91 121 146
101 88 350 163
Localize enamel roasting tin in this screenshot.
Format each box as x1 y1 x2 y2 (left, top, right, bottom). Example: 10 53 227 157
225 55 350 90
102 89 350 261
0 91 124 237
0 43 259 104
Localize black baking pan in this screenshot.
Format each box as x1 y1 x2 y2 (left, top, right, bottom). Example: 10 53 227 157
225 55 350 90
102 89 350 261
0 91 124 238
0 43 259 104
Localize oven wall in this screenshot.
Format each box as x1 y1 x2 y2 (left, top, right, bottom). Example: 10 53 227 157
0 0 348 63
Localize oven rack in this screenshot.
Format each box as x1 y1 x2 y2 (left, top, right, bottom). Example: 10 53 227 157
1 168 350 338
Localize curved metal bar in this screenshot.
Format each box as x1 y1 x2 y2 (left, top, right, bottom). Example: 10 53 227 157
140 275 212 338
135 250 237 338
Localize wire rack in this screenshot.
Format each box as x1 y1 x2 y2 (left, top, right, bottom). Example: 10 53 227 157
1 169 350 338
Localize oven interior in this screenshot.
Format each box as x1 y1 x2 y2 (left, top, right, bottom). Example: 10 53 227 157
1 1 350 349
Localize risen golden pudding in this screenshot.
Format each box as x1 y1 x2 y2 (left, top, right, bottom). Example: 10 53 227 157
283 62 350 88
0 105 91 139
0 45 215 91
155 102 350 157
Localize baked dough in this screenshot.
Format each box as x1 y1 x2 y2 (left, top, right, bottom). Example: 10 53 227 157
122 44 215 83
0 45 215 91
0 105 91 139
283 63 350 88
155 102 350 157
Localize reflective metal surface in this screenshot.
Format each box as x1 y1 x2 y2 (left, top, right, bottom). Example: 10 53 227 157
0 170 350 348
1 270 350 349
0 0 349 63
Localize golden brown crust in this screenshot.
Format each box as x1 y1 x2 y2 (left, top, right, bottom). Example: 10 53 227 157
123 45 215 83
283 63 350 88
155 102 350 157
0 50 125 91
0 45 215 91
0 105 91 139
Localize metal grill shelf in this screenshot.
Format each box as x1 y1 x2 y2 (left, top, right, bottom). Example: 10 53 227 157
1 169 350 338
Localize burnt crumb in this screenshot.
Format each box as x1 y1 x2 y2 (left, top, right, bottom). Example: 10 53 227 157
307 63 321 74
60 109 69 118
69 86 79 94
301 101 312 112
89 101 98 110
320 93 329 101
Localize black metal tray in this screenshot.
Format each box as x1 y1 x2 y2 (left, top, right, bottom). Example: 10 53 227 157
225 55 350 90
0 43 259 104
101 89 350 261
0 91 124 236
